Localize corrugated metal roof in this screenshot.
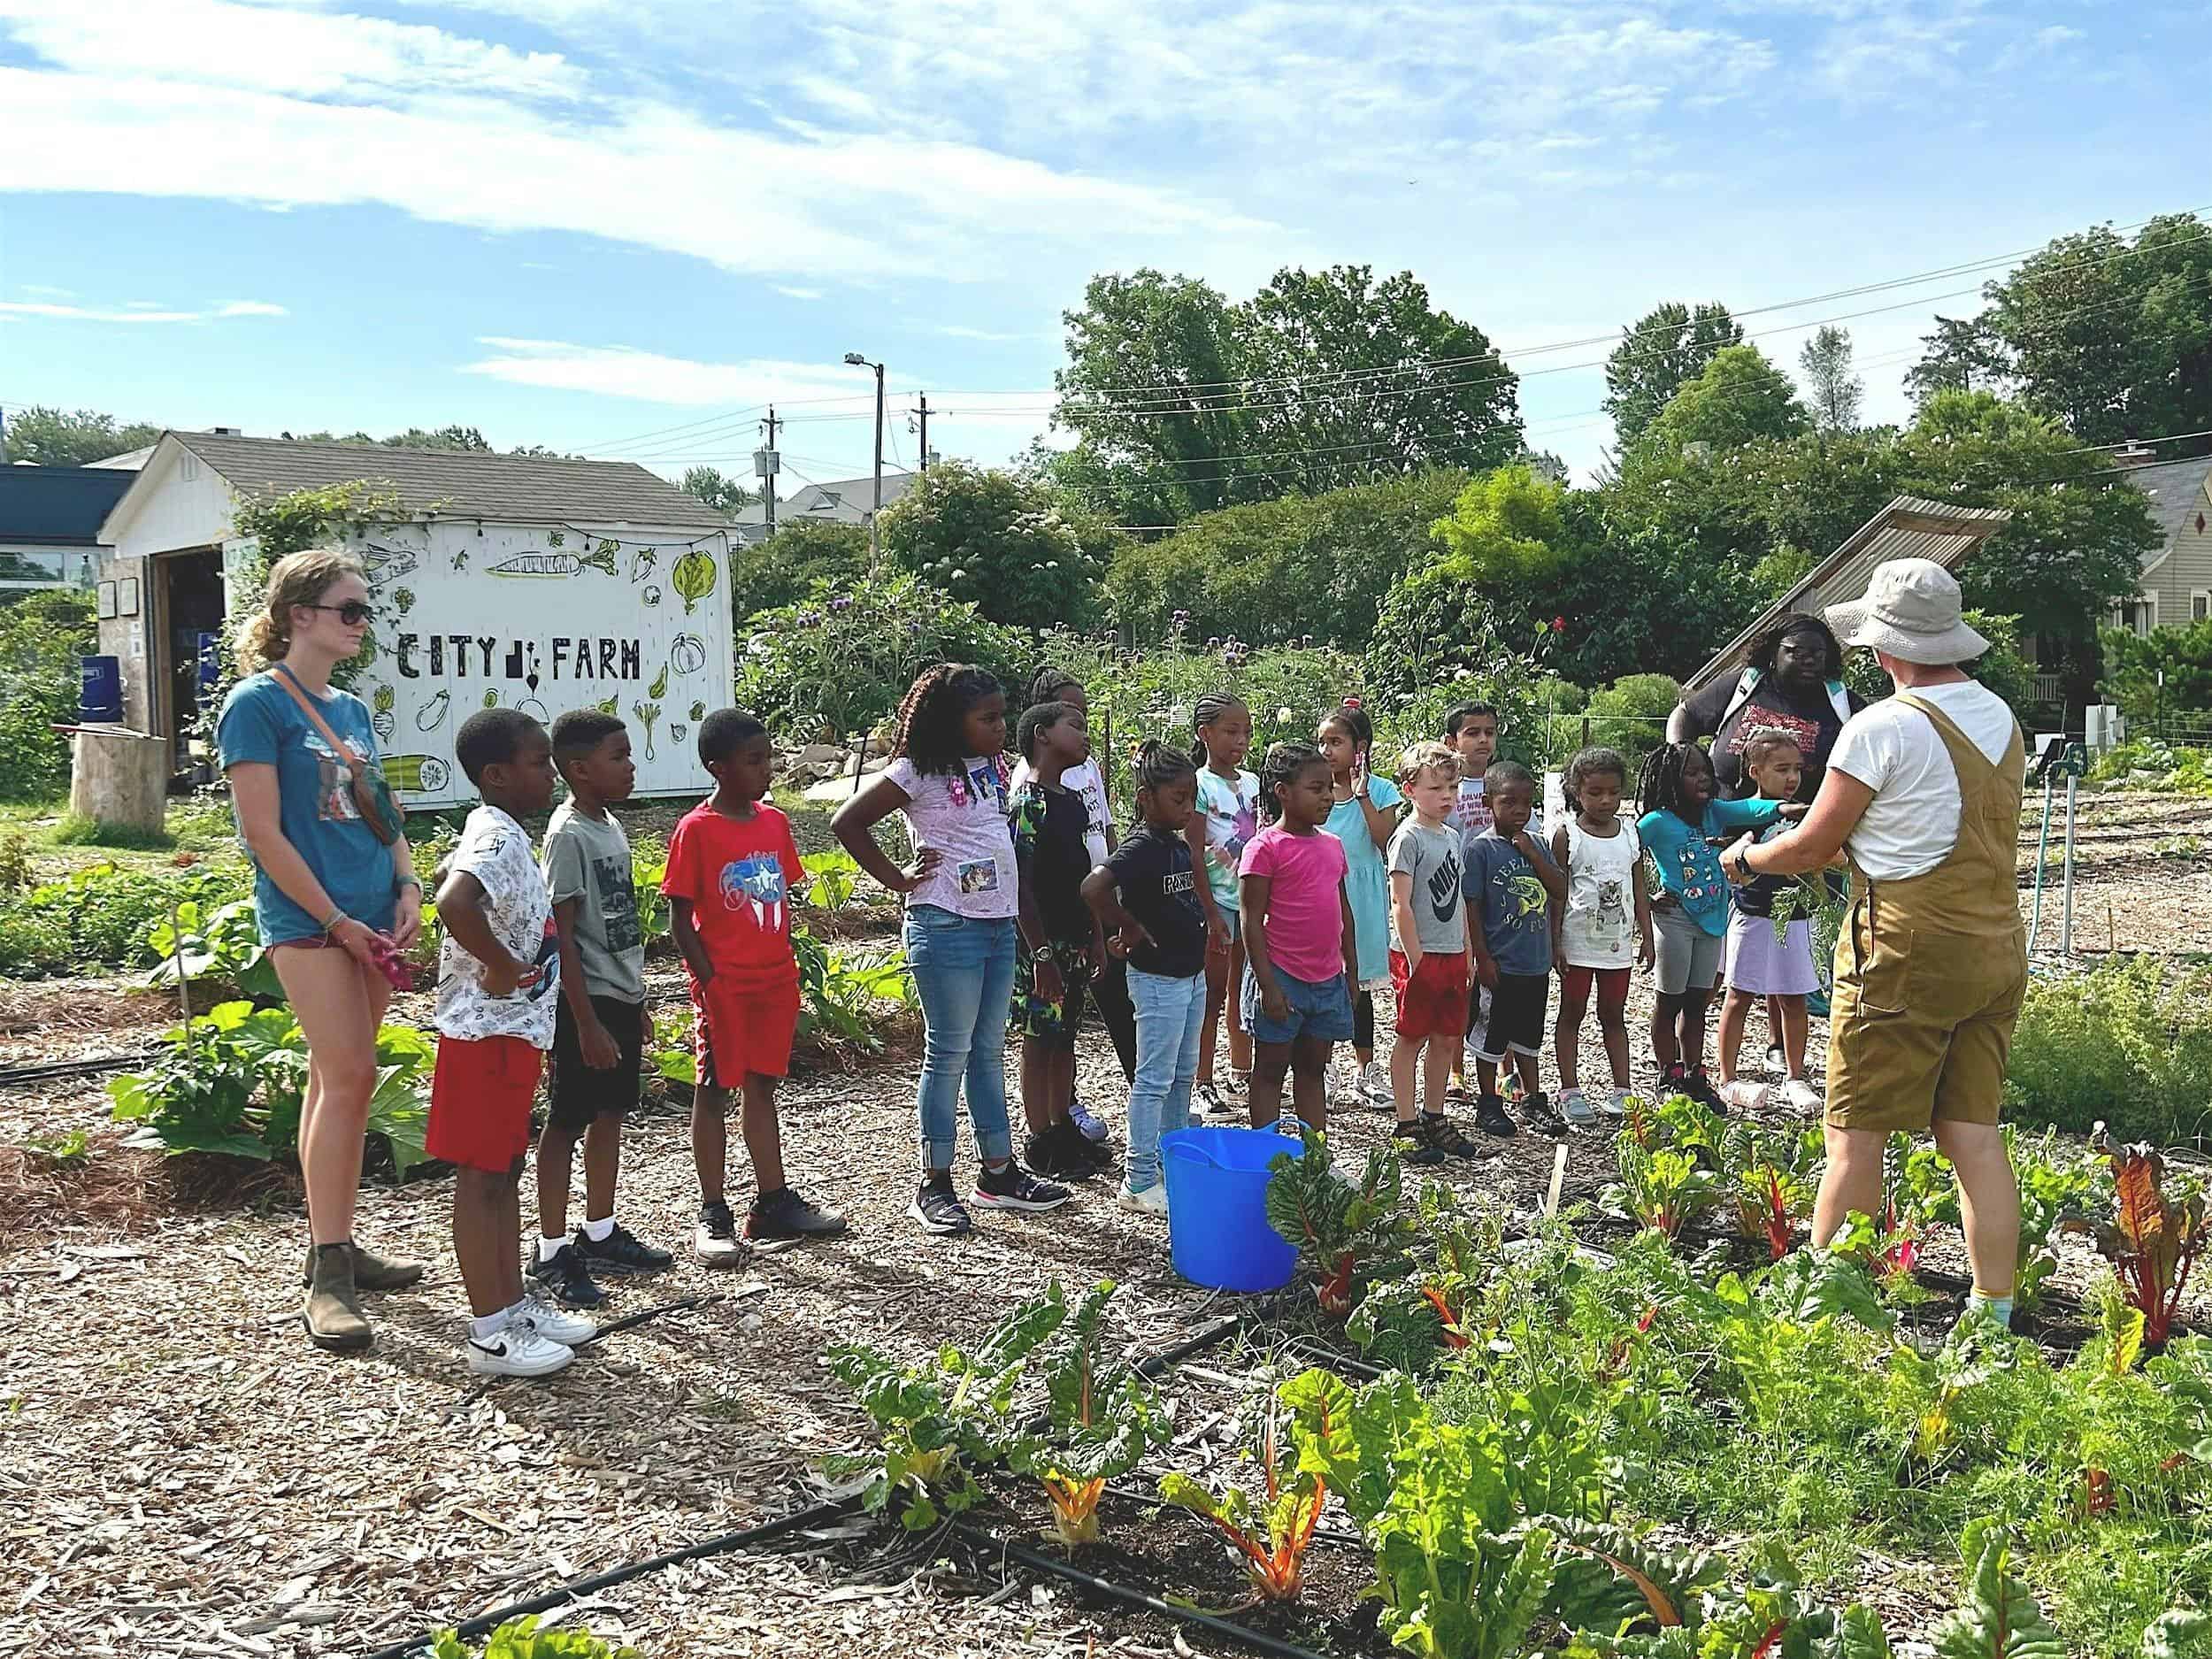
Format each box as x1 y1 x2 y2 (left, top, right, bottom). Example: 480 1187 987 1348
165 431 733 529
1684 495 2013 693
0 464 135 546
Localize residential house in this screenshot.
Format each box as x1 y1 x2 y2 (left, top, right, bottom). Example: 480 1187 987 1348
97 432 734 801
0 465 134 597
731 468 918 545
2108 453 2212 638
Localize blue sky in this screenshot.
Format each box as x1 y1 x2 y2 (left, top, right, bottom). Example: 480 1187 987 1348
2 0 2207 491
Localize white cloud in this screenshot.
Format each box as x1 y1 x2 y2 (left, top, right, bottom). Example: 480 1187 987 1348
463 338 881 406
0 296 288 324
774 286 825 302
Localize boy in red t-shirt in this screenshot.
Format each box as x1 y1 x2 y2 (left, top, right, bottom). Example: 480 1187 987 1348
663 710 849 1261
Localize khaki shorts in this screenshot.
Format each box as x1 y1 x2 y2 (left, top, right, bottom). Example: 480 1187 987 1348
1824 921 2026 1134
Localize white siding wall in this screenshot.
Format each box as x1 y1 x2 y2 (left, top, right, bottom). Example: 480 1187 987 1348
96 447 239 730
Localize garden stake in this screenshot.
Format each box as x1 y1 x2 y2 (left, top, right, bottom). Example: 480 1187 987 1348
1547 1142 1569 1218
2027 768 2055 950
2061 768 2078 955
168 900 194 1041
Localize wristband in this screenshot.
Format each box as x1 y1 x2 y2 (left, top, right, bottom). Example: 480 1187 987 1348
320 910 349 934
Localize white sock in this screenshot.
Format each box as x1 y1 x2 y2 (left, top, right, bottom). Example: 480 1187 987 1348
537 1234 565 1263
469 1305 512 1340
582 1215 616 1243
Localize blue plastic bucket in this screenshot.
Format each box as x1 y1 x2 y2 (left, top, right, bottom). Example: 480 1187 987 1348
1160 1125 1302 1293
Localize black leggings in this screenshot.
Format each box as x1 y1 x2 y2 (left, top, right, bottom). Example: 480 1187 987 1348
1089 953 1137 1083
1353 988 1375 1052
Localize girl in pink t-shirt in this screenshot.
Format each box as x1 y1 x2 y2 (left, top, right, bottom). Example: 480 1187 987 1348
1238 741 1357 1135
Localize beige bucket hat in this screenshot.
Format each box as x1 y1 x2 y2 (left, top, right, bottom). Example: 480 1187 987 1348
1824 557 1989 665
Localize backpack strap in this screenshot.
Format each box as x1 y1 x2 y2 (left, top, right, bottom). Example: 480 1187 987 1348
1717 666 1762 733
1825 679 1853 726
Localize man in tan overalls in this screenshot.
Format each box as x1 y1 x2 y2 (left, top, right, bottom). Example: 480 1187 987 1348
1722 558 2025 1331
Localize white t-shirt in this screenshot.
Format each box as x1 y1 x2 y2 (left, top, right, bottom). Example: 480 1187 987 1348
1827 681 2021 881
883 754 1019 919
435 804 561 1046
1010 754 1110 865
1559 817 1642 969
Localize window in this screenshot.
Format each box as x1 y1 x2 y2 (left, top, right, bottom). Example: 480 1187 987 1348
2113 594 2160 638
2193 590 2210 624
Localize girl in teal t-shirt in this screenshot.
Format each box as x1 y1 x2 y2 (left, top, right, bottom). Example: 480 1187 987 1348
1318 702 1402 1105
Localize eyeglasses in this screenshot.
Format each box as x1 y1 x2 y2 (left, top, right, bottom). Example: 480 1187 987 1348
305 602 377 626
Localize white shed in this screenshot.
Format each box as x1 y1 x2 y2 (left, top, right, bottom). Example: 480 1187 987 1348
96 432 735 807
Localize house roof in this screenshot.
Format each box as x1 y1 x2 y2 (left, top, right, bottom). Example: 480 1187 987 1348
0 464 136 547
1684 495 2013 694
732 469 918 534
2124 454 2212 572
144 431 732 530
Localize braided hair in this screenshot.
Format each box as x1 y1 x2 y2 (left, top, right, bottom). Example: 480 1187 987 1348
1637 741 1714 823
1192 692 1248 768
1028 664 1084 706
1562 745 1628 812
892 664 1003 775
1130 739 1198 826
1257 740 1325 824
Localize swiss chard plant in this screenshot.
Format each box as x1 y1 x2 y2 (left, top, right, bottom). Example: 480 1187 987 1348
826 1284 1070 1530
1346 1187 1501 1371
1264 1125 1415 1317
432 1617 640 1659
1159 1402 1326 1602
1007 1280 1168 1548
2072 1128 2207 1349
1602 1139 1721 1244
1721 1122 1822 1262
2010 1127 2095 1309
1925 1522 2068 1658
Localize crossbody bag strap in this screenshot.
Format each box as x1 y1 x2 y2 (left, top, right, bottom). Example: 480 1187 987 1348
271 664 368 784
1717 666 1762 732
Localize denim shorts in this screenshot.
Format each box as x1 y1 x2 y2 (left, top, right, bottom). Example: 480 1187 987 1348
1240 964 1354 1046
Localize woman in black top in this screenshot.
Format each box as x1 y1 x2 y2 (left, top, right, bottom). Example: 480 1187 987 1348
1669 613 1866 801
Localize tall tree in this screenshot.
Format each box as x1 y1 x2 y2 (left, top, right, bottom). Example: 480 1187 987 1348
879 460 1111 632
0 405 163 465
1644 344 1808 452
680 465 755 517
1601 302 1744 449
1903 315 2008 410
1048 264 1522 524
1798 325 1863 432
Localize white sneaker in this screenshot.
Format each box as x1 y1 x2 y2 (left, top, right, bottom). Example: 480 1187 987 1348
1115 1181 1170 1217
1719 1079 1768 1112
1559 1087 1599 1127
467 1317 574 1379
1329 1063 1361 1107
1764 1044 1786 1077
1601 1088 1632 1119
518 1291 596 1348
1360 1060 1394 1109
1781 1078 1823 1112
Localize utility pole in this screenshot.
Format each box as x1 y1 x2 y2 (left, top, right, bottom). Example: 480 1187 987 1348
842 351 886 571
917 393 930 472
756 407 781 536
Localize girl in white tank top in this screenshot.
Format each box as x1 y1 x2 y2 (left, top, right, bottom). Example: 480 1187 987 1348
1561 815 1642 968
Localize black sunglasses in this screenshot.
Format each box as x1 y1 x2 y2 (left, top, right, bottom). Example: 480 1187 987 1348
305 601 377 626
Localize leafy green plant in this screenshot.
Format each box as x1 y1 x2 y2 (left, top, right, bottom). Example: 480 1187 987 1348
1160 1403 1326 1602
4 859 251 973
794 930 911 1054
0 588 96 803
2005 959 2212 1148
1008 1280 1167 1548
1263 1125 1415 1317
1721 1122 1822 1262
1928 1523 2068 1657
108 1000 432 1171
431 1616 640 1658
0 825 29 893
24 1128 90 1165
2144 1609 2212 1658
798 849 869 913
826 1284 1070 1530
142 897 284 1002
2010 1127 2096 1309
2072 1129 2207 1349
1603 1139 1721 1243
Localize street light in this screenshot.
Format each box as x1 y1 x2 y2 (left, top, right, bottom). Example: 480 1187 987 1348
844 350 886 572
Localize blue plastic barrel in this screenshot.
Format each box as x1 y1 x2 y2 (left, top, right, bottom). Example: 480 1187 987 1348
1160 1125 1302 1293
79 655 122 724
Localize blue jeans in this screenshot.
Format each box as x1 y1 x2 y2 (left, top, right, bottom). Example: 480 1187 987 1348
1126 966 1206 1193
903 905 1017 1171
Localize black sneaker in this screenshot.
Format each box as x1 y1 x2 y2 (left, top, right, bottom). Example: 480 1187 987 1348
526 1242 609 1310
1686 1070 1726 1116
1521 1092 1568 1138
1659 1063 1693 1101
1474 1094 1517 1138
746 1186 849 1250
1419 1111 1483 1161
694 1197 749 1267
1026 1121 1102 1180
574 1222 674 1276
909 1174 972 1236
972 1160 1072 1213
1394 1119 1446 1165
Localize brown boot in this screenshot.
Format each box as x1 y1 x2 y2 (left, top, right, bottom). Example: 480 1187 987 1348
303 1241 424 1293
303 1242 373 1352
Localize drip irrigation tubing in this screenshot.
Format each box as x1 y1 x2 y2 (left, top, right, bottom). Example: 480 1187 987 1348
949 1524 1341 1659
0 1048 155 1088
365 1311 1246 1658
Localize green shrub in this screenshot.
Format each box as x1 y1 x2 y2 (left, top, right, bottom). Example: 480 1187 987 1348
0 861 253 977
2100 619 2212 718
730 518 868 618
2004 958 2212 1147
2088 739 2212 795
432 1617 640 1659
0 908 72 978
1582 672 1682 772
0 590 96 803
733 573 1024 744
879 459 1110 632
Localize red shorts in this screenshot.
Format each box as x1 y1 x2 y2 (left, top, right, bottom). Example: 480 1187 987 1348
426 1035 544 1172
694 974 803 1089
1389 949 1471 1041
1562 965 1632 1018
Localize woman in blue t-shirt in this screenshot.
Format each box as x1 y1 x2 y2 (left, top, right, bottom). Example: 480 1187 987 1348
216 549 425 1354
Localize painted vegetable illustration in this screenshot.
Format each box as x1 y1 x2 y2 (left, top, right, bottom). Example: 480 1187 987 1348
669 634 707 675
597 539 619 559
671 549 718 614
549 530 567 549
648 662 669 701
487 547 618 580
670 723 687 747
483 687 501 709
451 551 469 571
629 549 657 584
371 685 396 742
642 585 663 607
689 700 706 722
393 586 415 617
634 701 662 762
518 697 549 723
416 689 451 731
363 548 418 582
594 695 618 716
384 755 449 794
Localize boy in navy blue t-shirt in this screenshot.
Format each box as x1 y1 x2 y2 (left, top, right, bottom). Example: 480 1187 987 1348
1462 762 1567 1137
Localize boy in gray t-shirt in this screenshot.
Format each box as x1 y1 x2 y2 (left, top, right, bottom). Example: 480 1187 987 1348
528 711 673 1311
1385 744 1480 1164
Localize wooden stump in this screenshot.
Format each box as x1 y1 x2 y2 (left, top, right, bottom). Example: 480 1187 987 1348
67 727 167 835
